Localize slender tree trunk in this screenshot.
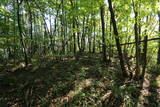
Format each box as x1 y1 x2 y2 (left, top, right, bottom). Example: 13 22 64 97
69 0 76 54
52 8 59 53
16 0 28 66
75 18 82 51
27 1 33 62
100 5 107 62
88 26 92 53
93 16 96 53
81 16 86 52
61 0 66 54
73 18 76 54
134 10 140 79
157 11 160 64
108 0 128 77
141 33 148 79
49 9 54 54
109 19 113 58
13 1 16 65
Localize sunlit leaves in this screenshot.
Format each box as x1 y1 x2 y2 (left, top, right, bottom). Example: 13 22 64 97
155 1 160 11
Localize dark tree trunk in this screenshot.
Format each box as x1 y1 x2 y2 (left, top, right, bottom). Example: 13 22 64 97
93 16 96 53
88 27 92 53
108 0 128 77
13 1 16 65
157 12 160 64
69 0 76 54
73 18 76 54
61 0 66 54
100 5 107 62
81 16 86 52
134 10 140 79
141 34 148 80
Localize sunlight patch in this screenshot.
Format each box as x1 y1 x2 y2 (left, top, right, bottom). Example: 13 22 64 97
52 79 93 105
81 66 90 71
156 75 160 87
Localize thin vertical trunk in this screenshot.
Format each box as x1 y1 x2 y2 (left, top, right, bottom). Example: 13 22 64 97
93 16 96 53
108 0 128 77
98 24 102 52
139 16 148 80
100 5 107 62
157 11 160 64
16 0 28 66
88 26 92 53
109 19 112 58
52 8 59 53
43 21 47 55
141 32 148 79
76 18 81 51
138 3 142 65
49 9 54 54
27 1 33 61
81 16 86 52
61 0 65 54
134 9 140 79
13 0 16 65
69 0 76 54
73 18 76 54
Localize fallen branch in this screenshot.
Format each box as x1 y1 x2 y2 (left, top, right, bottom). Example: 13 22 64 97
112 37 160 46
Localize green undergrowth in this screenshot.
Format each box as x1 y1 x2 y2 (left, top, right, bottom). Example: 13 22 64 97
0 54 159 107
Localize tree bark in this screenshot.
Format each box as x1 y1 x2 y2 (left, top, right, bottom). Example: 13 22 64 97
75 18 82 51
93 15 96 53
108 0 128 77
100 5 107 62
73 18 76 54
157 11 160 64
16 0 28 66
134 8 140 79
81 16 86 52
141 34 148 79
27 1 33 61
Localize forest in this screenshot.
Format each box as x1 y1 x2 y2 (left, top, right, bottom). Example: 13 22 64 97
0 0 160 106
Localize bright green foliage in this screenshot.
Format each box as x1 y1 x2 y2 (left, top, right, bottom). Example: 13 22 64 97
0 0 160 106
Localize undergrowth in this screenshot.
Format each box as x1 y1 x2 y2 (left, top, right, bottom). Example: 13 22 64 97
0 54 159 107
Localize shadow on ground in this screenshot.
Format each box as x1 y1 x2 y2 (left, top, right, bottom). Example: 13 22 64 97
0 54 112 107
0 54 160 107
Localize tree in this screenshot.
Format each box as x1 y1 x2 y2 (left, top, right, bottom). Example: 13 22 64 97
133 0 140 79
157 10 160 64
100 2 107 62
16 0 28 66
108 0 128 77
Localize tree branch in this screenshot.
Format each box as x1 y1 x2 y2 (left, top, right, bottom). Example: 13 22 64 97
116 37 160 46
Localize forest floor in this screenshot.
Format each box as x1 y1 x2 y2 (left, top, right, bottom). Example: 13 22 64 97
0 54 160 107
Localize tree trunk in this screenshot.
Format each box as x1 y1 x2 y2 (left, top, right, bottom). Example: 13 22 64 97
100 5 107 62
73 18 76 54
13 0 16 65
27 1 33 61
93 16 96 53
141 34 148 79
108 0 128 77
81 16 86 52
16 0 28 66
134 10 140 79
157 12 160 64
75 18 82 51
